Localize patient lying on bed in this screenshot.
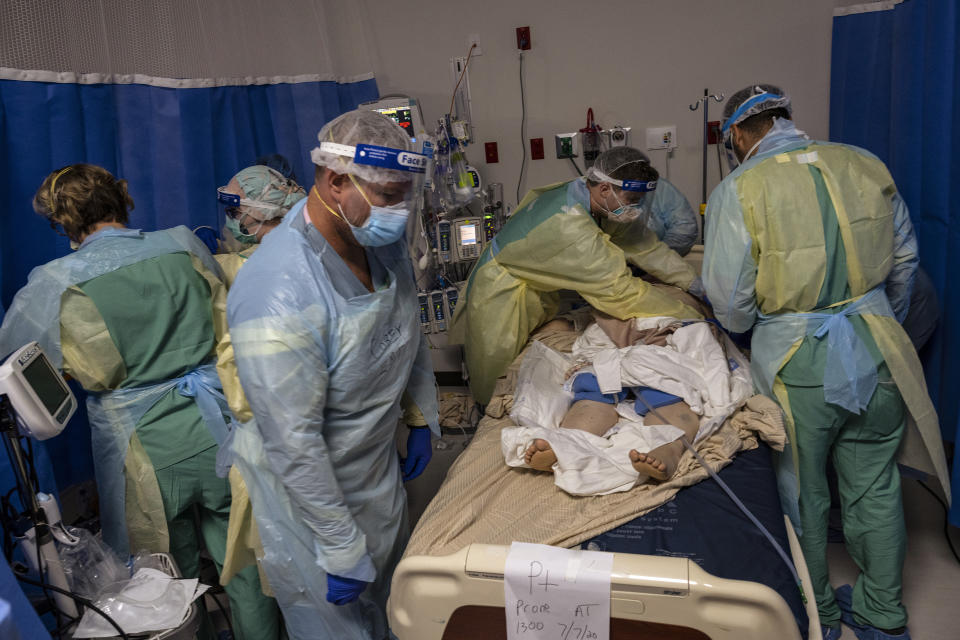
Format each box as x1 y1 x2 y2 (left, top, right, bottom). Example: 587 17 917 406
524 381 700 481
503 312 753 495
523 316 702 482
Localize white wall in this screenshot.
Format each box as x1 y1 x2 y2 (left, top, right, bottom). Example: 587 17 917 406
360 0 836 211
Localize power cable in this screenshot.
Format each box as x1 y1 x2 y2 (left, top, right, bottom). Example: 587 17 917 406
516 50 527 206
205 587 235 636
14 572 129 639
917 479 960 565
568 157 583 177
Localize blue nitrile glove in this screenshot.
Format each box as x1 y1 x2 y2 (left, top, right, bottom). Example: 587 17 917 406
633 387 683 416
572 373 628 404
401 426 432 482
192 226 220 254
326 573 368 605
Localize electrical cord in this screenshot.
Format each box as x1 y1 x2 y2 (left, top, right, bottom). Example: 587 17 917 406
516 50 527 206
917 479 960 565
568 157 583 176
205 587 235 636
716 133 725 180
14 572 130 639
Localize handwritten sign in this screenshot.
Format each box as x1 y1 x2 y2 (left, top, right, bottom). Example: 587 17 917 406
504 542 614 640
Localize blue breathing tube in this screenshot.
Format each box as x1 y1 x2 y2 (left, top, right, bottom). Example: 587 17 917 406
634 394 807 605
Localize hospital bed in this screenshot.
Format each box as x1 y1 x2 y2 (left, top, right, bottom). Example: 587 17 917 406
389 316 819 639
389 444 818 640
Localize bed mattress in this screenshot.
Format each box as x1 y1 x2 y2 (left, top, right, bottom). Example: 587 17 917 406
581 442 809 637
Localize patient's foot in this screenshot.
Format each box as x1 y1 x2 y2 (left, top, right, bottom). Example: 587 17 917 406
629 400 701 482
629 440 685 481
524 438 558 471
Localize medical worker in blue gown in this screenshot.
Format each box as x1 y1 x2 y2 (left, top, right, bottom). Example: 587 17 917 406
633 151 700 256
226 109 440 640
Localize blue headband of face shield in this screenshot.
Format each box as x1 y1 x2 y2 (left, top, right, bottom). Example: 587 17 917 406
216 191 241 207
318 142 428 174
585 166 656 193
620 179 658 193
721 92 786 136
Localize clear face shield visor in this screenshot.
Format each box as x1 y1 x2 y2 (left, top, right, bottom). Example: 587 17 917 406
315 141 427 225
584 166 657 222
216 188 282 228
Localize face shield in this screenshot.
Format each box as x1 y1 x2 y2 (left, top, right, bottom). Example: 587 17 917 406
216 188 282 245
720 89 791 172
216 188 284 224
584 166 656 223
315 141 427 245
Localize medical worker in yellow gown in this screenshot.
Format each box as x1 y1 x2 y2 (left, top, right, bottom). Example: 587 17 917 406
449 147 703 405
702 85 950 640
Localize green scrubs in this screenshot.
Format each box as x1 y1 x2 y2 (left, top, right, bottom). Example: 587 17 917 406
63 252 281 640
777 167 908 630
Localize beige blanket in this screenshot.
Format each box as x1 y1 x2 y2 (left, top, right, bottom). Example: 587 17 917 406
405 325 786 558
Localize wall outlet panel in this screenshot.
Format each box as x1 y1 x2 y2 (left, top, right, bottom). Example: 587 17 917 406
516 26 531 50
645 126 678 150
707 120 721 145
530 137 544 160
484 141 499 163
555 133 578 158
467 33 483 56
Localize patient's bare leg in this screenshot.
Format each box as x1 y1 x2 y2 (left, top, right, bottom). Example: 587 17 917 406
629 401 701 481
523 400 620 472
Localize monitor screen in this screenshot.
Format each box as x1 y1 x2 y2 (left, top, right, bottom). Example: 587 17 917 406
22 355 68 416
375 107 415 139
459 224 477 245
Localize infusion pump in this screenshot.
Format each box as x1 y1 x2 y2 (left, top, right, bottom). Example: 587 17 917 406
436 217 483 263
419 286 462 335
0 342 76 440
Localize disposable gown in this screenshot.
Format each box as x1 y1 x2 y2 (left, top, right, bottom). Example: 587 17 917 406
702 119 950 518
227 201 439 640
448 178 701 405
215 244 258 288
645 178 700 256
0 227 232 555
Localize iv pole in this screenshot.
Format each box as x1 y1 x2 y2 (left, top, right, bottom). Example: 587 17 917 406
689 88 724 211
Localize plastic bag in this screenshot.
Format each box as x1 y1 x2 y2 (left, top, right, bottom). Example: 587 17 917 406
73 567 208 638
59 527 127 600
510 341 574 430
130 550 166 574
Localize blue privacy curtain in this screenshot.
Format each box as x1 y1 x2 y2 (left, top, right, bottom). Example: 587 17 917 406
0 76 378 493
831 0 960 524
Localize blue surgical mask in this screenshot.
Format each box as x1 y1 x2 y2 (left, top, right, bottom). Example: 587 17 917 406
601 189 644 222
225 217 258 244
338 201 409 246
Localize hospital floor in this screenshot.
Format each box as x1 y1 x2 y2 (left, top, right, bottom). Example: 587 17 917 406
825 477 960 640
402 421 960 640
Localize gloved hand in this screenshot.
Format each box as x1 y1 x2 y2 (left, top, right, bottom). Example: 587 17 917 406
326 573 368 605
401 426 432 482
688 276 706 300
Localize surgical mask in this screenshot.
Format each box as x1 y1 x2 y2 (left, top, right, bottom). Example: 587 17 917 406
725 134 765 173
314 179 411 247
600 188 644 223
338 200 409 247
225 216 258 244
